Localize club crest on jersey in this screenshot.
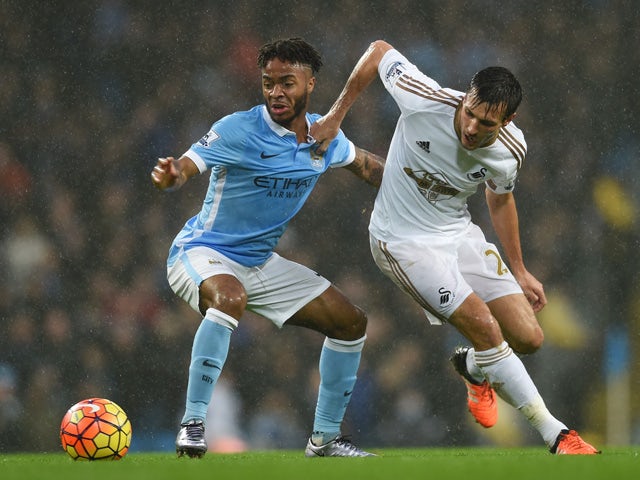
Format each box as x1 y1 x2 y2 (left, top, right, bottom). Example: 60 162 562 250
466 167 487 181
403 167 460 204
198 129 220 147
309 146 324 170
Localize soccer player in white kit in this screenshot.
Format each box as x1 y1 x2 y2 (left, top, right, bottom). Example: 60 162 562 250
151 38 384 458
311 40 599 455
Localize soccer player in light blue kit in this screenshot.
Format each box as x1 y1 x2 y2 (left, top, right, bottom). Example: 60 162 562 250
151 38 384 458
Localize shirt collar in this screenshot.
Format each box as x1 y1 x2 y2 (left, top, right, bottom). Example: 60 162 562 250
261 105 313 142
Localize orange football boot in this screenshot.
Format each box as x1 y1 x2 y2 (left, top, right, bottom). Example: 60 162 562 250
450 346 498 428
551 429 601 455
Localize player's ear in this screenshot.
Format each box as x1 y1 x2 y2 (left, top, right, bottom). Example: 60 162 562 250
307 75 316 93
502 112 516 127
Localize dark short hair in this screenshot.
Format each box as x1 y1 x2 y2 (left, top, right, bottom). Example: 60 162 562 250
466 66 522 119
257 37 323 74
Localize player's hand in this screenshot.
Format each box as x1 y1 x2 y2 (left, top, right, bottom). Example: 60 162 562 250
515 270 547 313
310 115 341 154
151 157 179 190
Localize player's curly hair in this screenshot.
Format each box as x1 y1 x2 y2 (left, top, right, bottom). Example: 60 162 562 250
257 37 323 74
467 66 522 119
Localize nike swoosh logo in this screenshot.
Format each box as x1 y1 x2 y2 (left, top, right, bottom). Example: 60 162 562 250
203 359 221 369
343 390 353 397
260 152 279 159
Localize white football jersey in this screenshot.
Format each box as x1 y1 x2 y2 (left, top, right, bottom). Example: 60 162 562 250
369 49 526 242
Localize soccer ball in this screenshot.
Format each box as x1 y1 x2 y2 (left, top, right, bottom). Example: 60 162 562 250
60 397 132 460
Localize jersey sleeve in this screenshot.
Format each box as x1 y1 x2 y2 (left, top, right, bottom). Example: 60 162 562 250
378 49 442 115
183 114 247 173
485 157 520 194
327 132 356 168
486 125 527 194
486 175 517 195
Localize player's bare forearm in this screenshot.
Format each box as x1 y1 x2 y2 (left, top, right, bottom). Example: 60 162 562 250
347 147 385 187
328 40 391 122
486 190 524 269
486 189 546 310
311 40 392 153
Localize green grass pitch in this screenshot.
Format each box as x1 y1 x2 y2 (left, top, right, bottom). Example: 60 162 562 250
1 447 638 480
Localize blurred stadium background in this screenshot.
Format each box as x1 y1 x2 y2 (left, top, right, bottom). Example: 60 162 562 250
1 0 638 453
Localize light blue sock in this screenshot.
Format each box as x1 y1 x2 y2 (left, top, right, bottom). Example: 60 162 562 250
181 309 236 424
312 336 365 443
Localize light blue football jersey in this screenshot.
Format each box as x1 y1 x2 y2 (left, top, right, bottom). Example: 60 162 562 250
167 105 355 267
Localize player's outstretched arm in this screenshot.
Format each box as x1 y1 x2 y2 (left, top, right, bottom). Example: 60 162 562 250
151 155 199 191
310 40 393 153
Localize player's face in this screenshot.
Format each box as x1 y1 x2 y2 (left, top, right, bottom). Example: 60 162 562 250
262 58 315 129
455 94 515 150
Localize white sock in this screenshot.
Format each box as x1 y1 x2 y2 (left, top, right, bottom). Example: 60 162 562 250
476 341 567 446
519 393 568 447
465 347 485 383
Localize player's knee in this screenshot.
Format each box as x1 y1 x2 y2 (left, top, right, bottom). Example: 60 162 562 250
212 291 247 319
333 305 368 340
474 317 504 349
353 306 368 337
451 308 504 351
511 326 544 354
198 278 247 319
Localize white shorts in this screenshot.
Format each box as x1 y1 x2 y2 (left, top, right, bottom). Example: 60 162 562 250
369 224 523 325
167 246 330 328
